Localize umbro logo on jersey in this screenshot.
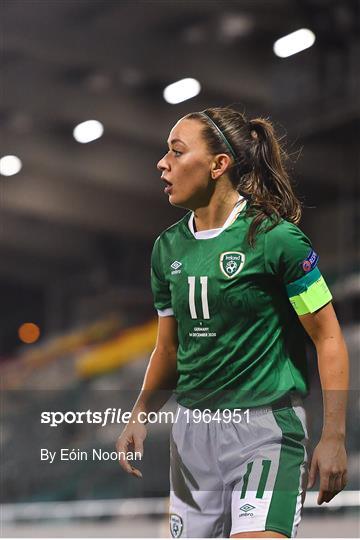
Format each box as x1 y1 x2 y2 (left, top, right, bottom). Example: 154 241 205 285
220 252 245 278
171 261 182 275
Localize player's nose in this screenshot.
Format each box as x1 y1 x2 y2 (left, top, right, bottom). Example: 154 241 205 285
157 154 169 172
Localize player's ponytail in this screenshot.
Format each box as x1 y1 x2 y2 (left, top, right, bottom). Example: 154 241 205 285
243 117 302 245
185 107 302 246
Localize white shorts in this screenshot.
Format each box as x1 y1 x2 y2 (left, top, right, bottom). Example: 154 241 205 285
169 395 308 538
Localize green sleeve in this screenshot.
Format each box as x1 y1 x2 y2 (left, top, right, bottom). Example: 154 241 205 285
264 221 332 315
150 236 173 315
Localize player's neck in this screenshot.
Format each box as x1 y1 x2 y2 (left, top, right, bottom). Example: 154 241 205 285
193 191 242 232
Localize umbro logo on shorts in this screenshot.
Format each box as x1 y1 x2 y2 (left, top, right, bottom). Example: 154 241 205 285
239 503 256 517
170 513 183 538
239 504 255 512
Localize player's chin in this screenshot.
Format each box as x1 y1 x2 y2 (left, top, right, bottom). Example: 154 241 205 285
168 193 187 209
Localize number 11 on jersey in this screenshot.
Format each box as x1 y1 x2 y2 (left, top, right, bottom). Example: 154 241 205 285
188 276 210 319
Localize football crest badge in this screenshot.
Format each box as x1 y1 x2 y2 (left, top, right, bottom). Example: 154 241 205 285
170 513 183 538
220 251 245 278
301 249 319 273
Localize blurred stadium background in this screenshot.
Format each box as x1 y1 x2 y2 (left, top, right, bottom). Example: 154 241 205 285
1 0 359 537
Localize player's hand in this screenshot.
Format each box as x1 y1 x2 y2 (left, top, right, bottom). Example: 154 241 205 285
116 421 147 479
307 434 347 504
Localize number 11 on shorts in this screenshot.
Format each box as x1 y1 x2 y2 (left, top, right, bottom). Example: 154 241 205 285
241 460 272 499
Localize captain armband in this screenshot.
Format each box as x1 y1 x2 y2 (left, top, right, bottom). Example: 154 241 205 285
285 267 332 316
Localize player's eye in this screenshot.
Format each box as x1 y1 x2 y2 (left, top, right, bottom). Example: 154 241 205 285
172 149 182 157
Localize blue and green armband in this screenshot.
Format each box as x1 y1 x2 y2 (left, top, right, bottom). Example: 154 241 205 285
285 267 333 316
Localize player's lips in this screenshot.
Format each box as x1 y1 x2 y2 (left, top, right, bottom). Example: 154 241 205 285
162 176 173 194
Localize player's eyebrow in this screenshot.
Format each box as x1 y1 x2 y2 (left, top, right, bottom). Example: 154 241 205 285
167 138 187 147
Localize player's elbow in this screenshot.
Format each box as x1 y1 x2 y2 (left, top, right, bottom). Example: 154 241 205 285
153 343 178 362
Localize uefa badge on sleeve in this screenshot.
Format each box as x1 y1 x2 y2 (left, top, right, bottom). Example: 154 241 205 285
219 251 245 278
170 514 183 538
301 249 319 273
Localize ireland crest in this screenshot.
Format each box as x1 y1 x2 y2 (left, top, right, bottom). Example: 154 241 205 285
170 514 183 538
219 251 245 278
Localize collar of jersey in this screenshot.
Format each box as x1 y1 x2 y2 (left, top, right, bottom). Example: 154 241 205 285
188 195 246 240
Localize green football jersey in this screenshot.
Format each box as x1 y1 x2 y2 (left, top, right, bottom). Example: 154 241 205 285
150 200 332 409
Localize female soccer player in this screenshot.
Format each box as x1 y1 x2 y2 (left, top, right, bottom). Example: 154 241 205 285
116 107 348 538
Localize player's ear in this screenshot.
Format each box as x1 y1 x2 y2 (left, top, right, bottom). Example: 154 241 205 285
211 154 232 180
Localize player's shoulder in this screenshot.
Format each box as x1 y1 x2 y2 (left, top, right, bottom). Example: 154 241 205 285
262 217 306 242
154 212 191 245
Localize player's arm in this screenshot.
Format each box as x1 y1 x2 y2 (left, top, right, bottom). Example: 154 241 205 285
116 315 178 478
131 314 178 417
299 302 349 504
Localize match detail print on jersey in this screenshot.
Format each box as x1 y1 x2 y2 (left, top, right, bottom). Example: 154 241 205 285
286 266 332 316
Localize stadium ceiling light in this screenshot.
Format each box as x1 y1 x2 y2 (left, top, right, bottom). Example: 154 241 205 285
73 119 104 143
0 155 23 176
163 78 201 104
273 28 316 58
